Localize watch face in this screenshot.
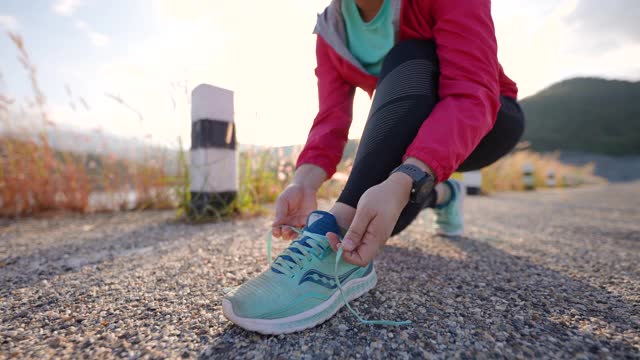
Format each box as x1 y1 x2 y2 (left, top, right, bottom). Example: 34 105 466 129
414 175 435 203
391 165 434 204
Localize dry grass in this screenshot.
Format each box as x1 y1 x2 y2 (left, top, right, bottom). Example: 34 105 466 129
1 33 88 216
0 32 175 217
481 145 603 193
181 141 603 222
179 145 347 222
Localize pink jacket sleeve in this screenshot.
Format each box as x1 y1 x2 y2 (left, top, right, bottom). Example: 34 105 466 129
403 0 501 182
296 36 356 179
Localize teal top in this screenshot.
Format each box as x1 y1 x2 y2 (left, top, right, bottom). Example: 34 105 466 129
341 0 394 76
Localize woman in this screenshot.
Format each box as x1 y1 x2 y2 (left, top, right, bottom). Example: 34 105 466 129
223 0 524 334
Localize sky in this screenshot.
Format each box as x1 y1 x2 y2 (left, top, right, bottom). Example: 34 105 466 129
1 0 639 148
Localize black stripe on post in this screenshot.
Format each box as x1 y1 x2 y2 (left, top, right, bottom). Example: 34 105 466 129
467 187 481 195
191 119 237 150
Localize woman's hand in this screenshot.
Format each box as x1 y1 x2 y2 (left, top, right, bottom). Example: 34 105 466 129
272 164 326 240
327 173 413 266
272 183 318 240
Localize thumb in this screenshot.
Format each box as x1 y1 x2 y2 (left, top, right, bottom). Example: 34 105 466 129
340 216 383 267
272 198 289 226
342 208 372 251
326 232 341 253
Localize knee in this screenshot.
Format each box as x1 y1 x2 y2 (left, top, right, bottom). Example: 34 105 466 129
505 98 526 141
515 111 525 141
383 39 438 68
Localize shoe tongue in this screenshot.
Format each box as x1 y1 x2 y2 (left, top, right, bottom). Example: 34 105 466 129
271 211 341 274
305 211 341 236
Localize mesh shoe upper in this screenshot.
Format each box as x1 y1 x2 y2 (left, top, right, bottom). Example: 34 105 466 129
434 179 465 236
224 211 371 319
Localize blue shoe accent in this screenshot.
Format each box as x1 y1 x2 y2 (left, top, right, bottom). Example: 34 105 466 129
223 210 410 334
298 266 362 289
271 211 339 273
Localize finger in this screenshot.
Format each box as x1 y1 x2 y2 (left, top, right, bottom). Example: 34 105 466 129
326 232 341 252
341 216 384 267
281 227 291 240
272 199 289 227
293 215 307 229
273 217 305 240
272 226 282 238
341 249 368 267
283 227 296 241
342 208 373 251
341 232 380 267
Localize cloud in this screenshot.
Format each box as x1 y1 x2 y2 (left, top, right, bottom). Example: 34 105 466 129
564 0 640 54
74 20 89 30
72 19 111 47
52 0 83 16
147 0 336 146
43 0 638 148
568 0 640 42
88 31 111 47
155 0 220 21
493 0 640 98
493 0 580 97
0 14 19 31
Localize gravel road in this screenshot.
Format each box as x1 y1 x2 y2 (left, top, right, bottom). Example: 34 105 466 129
1 182 639 359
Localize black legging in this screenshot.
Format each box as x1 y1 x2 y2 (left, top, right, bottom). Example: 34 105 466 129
336 39 525 235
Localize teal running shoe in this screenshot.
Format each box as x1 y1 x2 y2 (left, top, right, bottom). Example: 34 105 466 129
433 179 465 236
222 211 378 334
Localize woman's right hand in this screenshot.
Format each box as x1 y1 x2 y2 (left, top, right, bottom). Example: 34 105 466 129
272 183 318 240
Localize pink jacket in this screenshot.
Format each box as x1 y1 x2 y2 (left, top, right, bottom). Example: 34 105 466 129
296 0 518 182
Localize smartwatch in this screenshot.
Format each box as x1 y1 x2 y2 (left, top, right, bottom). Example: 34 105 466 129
390 164 435 204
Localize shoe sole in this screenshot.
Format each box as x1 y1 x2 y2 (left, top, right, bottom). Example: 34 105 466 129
435 181 465 237
222 268 378 335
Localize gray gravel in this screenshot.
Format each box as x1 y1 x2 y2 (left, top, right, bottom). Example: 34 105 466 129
1 182 639 359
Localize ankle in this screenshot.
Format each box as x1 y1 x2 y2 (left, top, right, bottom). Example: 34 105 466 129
329 203 356 235
435 182 452 206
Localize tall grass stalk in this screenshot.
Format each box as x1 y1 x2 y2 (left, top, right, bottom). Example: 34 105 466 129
0 32 178 217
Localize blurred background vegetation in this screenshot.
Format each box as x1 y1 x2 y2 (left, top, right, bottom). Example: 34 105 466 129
4 32 632 219
521 78 640 155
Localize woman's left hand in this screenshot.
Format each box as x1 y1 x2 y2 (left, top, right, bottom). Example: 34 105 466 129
326 174 413 266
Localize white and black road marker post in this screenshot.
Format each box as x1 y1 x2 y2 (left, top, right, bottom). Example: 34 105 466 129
522 163 535 190
189 84 237 216
546 169 557 188
464 170 482 195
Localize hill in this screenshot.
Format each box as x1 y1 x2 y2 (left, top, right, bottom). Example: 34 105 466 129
520 77 640 155
0 116 182 174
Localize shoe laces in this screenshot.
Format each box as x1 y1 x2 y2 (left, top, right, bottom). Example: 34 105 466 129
269 227 325 277
267 227 411 327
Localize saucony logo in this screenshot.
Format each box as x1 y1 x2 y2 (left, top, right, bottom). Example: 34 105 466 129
298 267 361 289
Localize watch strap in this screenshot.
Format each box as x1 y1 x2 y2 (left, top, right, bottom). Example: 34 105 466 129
391 164 430 203
391 164 425 183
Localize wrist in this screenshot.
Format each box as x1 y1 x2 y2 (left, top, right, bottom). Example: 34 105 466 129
292 164 326 191
389 161 437 204
403 157 435 179
387 172 413 203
